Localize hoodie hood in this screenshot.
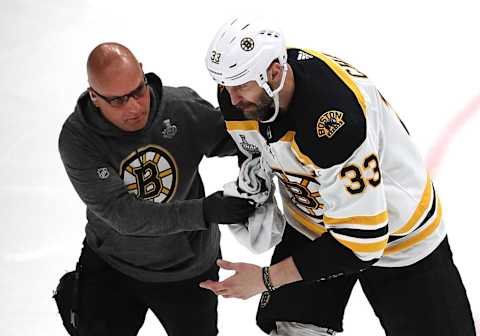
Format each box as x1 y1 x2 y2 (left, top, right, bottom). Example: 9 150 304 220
76 72 163 137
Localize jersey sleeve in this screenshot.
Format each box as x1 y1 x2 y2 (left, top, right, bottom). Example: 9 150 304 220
291 133 389 281
321 139 389 261
287 62 388 279
58 124 209 237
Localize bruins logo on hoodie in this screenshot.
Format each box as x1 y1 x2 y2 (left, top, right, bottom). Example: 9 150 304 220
119 145 178 202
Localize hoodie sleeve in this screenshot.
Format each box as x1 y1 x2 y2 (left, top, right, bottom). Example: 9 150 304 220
58 124 208 237
180 87 238 158
202 106 238 158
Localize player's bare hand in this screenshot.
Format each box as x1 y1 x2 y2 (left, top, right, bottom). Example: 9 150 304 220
199 259 266 300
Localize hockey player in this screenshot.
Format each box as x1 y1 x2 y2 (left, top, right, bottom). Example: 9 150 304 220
58 42 255 336
200 18 476 336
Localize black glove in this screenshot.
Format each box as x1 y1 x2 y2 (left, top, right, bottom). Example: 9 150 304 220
203 191 256 224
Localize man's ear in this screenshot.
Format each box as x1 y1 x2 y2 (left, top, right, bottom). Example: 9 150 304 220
267 62 282 83
88 89 96 100
88 89 99 106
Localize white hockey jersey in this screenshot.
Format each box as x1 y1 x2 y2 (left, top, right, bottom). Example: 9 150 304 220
218 48 446 268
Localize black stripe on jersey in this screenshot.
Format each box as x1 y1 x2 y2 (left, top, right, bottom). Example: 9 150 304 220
330 224 389 240
388 185 437 243
388 234 402 243
411 185 437 232
396 114 410 136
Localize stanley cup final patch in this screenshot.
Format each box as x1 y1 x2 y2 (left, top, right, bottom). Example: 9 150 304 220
161 119 177 139
316 110 345 139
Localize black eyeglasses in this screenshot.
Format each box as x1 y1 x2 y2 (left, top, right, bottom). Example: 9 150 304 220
90 76 148 107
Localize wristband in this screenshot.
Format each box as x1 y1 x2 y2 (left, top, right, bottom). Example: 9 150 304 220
262 266 275 292
259 267 275 309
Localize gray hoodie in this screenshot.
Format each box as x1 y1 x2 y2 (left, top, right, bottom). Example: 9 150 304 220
59 72 236 282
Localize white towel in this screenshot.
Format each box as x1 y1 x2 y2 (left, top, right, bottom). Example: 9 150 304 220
224 156 285 253
224 156 270 204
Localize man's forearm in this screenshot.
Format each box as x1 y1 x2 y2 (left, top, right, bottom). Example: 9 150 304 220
268 232 378 288
269 256 303 289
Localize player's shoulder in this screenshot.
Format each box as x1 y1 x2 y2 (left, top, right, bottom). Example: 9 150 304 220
288 48 368 168
288 48 368 111
288 48 368 81
294 106 367 169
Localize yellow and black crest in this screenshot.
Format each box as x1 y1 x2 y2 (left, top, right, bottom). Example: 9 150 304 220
119 145 178 203
316 110 345 139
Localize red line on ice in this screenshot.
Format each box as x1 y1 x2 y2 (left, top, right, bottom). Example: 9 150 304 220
426 94 480 175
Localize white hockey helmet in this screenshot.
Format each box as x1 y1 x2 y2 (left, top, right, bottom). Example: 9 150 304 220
205 17 288 122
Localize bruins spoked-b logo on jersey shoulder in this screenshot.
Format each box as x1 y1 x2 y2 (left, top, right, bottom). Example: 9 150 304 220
120 145 178 203
316 110 345 139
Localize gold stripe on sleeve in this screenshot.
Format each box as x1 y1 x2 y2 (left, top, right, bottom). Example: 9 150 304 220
324 211 388 226
394 175 432 235
384 199 442 255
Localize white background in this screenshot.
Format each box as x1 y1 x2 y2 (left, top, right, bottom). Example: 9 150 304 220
1 0 479 335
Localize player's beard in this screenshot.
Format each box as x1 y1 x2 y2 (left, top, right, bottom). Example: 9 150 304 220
238 92 274 121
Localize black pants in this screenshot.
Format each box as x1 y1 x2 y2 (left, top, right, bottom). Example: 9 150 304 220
77 243 219 336
258 225 476 335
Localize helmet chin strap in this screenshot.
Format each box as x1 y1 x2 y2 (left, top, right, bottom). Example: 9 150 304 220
259 63 288 123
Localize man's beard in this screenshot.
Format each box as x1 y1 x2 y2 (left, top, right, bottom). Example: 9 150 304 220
237 94 274 121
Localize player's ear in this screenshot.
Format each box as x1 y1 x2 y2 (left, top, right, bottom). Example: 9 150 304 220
268 62 282 83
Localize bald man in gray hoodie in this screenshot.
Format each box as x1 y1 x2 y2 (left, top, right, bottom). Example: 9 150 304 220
58 42 254 336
